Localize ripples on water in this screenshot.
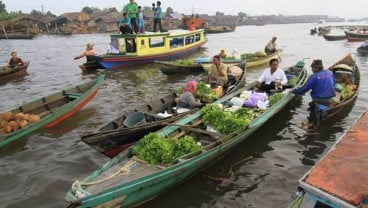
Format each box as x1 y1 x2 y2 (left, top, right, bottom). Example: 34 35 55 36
0 23 367 208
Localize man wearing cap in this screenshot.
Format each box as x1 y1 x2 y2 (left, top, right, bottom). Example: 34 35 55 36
292 59 335 103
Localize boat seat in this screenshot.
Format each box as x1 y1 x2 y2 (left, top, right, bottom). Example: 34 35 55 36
65 93 82 100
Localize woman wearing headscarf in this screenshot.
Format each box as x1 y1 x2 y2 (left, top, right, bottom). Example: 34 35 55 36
177 81 204 108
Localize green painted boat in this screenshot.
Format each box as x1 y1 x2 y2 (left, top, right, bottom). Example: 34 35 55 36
64 61 307 208
0 75 104 148
201 49 282 71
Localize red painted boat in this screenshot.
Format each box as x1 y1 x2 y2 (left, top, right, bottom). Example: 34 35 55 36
291 109 368 208
0 61 30 79
0 75 104 148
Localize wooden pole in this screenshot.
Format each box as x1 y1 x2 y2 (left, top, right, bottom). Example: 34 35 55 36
2 26 8 40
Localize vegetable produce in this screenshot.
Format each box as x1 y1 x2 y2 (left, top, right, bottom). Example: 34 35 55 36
268 93 285 107
201 105 255 134
173 59 196 66
132 132 201 165
288 76 299 87
196 81 218 102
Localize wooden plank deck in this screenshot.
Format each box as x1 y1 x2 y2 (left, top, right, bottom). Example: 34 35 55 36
303 110 368 207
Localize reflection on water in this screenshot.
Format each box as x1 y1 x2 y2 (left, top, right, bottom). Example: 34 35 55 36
0 23 367 208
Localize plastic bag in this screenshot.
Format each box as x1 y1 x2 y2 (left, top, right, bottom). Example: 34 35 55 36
243 92 267 108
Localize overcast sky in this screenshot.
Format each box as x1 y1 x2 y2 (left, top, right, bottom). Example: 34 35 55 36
2 0 366 19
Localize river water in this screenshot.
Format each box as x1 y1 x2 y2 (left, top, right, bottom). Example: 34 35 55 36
0 23 367 208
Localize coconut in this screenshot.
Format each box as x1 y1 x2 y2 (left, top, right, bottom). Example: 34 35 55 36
28 115 41 123
3 125 13 134
14 112 25 121
23 113 30 121
1 120 8 129
1 111 13 121
8 121 19 132
18 120 28 128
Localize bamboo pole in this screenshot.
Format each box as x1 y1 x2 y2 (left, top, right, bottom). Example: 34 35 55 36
2 26 8 39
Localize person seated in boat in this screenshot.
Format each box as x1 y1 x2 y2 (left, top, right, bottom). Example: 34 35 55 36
264 36 277 55
176 80 204 109
119 12 132 34
208 55 228 87
107 37 120 54
219 49 227 59
293 59 336 103
8 51 24 67
73 43 97 61
256 58 287 93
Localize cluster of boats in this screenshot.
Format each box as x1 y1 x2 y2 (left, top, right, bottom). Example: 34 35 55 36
0 27 363 208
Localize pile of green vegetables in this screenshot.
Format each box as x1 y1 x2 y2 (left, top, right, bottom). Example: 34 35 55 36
132 133 201 165
173 59 196 66
240 53 258 61
268 93 285 107
288 76 299 87
201 105 255 134
196 81 218 102
339 84 354 100
176 81 218 102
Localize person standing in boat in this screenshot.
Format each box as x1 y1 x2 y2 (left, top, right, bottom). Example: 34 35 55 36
73 43 97 61
124 0 138 34
8 52 24 66
208 55 228 87
153 1 164 32
256 58 287 93
293 59 336 103
137 6 145 33
177 80 204 109
264 36 278 55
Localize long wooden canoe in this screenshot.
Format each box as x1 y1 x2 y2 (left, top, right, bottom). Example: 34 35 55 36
0 61 30 79
65 60 307 208
155 60 205 75
81 63 247 158
323 34 346 41
0 75 104 148
289 108 368 208
201 49 282 71
308 53 360 129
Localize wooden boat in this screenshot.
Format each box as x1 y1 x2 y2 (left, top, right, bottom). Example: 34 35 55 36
317 26 331 35
81 62 247 158
289 109 368 208
204 25 236 34
0 33 34 39
309 53 360 128
357 42 368 56
93 29 207 70
344 30 368 41
79 56 105 72
201 49 282 71
155 57 246 75
155 60 205 75
0 75 105 148
0 61 30 79
65 60 308 207
323 33 346 41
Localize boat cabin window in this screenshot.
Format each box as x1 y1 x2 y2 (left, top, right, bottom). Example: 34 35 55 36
170 37 184 48
185 35 195 45
195 33 201 41
117 38 126 53
149 37 164 48
126 38 137 53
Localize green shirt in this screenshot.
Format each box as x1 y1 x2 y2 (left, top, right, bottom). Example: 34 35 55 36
125 3 138 18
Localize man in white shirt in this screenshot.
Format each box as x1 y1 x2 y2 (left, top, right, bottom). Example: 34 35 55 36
256 58 287 93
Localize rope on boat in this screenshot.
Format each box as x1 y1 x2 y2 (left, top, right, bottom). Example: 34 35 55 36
71 159 137 197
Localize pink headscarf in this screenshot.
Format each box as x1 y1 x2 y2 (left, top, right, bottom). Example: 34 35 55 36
184 80 197 94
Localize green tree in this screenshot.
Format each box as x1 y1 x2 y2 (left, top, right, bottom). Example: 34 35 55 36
82 6 100 14
46 11 57 17
0 0 7 13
